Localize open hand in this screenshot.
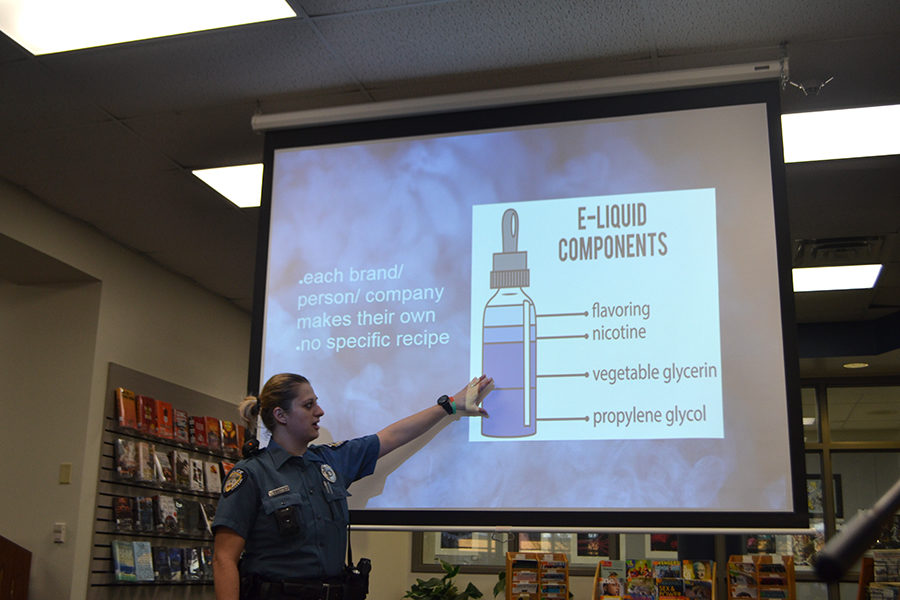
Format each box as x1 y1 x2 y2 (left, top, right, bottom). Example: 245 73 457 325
454 374 494 417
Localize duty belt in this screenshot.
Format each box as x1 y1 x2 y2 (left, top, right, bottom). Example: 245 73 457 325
258 580 347 600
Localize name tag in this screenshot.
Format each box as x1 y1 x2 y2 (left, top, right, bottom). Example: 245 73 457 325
267 485 290 497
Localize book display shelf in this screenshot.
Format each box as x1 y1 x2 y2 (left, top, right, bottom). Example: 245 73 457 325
861 551 900 600
727 554 795 600
88 363 242 598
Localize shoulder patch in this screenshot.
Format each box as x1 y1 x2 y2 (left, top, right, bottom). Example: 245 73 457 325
223 468 246 496
325 440 347 448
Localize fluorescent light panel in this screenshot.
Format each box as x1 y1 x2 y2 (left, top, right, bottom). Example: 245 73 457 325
0 0 295 55
792 264 882 292
193 164 264 208
782 105 900 163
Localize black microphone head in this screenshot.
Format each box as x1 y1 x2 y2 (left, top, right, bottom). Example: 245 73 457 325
813 553 843 583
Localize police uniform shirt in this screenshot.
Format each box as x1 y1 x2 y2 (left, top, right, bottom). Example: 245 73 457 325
212 434 380 581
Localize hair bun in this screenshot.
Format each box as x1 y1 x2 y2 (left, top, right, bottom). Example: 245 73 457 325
239 395 260 425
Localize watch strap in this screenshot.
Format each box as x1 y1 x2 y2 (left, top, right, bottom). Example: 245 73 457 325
437 394 456 415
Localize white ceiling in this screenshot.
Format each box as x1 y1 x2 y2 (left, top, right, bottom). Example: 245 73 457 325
1 0 898 379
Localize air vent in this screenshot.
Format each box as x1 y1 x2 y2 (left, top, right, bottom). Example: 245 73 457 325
793 236 886 268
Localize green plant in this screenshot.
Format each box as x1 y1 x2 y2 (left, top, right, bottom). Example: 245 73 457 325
404 559 484 600
493 570 506 598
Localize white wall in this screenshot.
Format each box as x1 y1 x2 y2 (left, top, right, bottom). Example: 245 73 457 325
0 279 101 600
0 179 251 600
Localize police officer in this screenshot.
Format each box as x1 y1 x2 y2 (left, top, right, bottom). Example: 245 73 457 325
212 372 493 600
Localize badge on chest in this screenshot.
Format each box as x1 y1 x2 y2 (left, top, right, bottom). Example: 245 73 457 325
320 463 338 494
320 464 337 483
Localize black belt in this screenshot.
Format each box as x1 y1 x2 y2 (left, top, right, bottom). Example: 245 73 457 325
258 579 346 600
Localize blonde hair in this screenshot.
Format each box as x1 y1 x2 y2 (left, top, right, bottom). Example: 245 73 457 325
238 396 259 430
240 373 309 432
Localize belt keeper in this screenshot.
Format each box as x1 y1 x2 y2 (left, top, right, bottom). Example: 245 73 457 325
278 580 342 599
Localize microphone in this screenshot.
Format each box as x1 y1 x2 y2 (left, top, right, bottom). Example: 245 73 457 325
242 437 261 458
814 478 900 582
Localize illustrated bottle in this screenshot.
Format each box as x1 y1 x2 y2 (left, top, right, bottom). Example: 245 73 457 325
481 208 537 438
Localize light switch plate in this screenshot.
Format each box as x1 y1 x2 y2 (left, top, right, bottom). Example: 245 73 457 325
53 522 66 543
59 463 72 484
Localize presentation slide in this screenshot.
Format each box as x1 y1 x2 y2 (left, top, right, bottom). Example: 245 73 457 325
258 88 801 527
470 191 722 442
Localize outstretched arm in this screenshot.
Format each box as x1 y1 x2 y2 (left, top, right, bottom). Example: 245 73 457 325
376 375 493 458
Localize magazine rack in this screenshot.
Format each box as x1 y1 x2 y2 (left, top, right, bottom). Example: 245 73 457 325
506 551 569 600
591 559 716 600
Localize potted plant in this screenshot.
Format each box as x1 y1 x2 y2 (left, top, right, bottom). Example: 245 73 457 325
403 559 484 600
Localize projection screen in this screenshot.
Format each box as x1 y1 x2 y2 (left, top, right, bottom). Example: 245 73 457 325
249 76 807 530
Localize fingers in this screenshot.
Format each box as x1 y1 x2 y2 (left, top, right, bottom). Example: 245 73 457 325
476 377 494 398
468 374 491 391
456 374 493 417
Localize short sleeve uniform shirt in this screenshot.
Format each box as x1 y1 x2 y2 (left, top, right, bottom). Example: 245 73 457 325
212 435 379 580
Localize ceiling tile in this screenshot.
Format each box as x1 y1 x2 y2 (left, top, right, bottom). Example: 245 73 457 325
0 122 177 204
0 58 110 133
786 156 900 241
297 0 425 15
649 0 900 54
0 31 29 62
313 0 653 83
794 290 879 323
76 170 253 247
125 104 265 167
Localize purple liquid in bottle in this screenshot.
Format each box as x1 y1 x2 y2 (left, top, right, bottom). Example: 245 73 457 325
481 209 537 438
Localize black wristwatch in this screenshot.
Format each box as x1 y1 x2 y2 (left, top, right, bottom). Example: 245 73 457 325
437 395 455 415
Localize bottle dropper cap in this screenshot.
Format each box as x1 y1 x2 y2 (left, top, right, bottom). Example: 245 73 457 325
490 209 530 289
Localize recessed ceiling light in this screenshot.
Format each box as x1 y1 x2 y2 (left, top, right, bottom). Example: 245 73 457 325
842 362 870 369
193 164 263 208
792 264 882 292
0 0 296 55
802 417 816 426
782 105 900 163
